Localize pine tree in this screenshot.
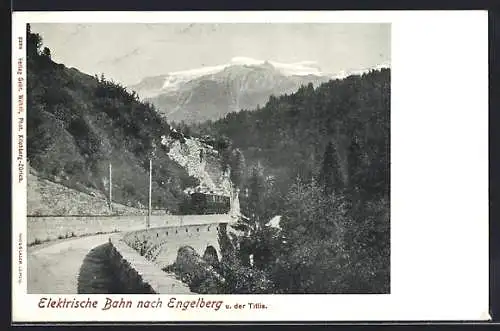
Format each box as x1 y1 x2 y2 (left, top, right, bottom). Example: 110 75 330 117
246 163 267 224
319 141 340 195
274 177 352 293
42 47 51 59
230 148 245 190
27 23 43 57
347 135 362 190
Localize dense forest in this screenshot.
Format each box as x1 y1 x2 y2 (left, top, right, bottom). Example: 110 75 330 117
185 67 390 294
26 25 198 212
190 69 389 213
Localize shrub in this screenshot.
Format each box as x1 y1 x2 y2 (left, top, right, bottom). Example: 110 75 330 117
174 246 225 294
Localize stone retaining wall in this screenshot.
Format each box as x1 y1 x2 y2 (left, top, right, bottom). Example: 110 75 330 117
108 234 193 294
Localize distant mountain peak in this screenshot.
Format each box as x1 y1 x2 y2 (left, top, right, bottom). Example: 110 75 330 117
129 57 328 100
156 57 325 92
333 60 391 80
128 59 390 124
228 56 324 76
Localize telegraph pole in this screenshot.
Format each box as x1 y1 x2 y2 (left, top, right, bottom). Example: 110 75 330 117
148 140 157 229
109 162 112 211
148 158 152 228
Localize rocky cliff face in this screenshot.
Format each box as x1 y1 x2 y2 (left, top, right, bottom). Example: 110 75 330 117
159 131 243 218
160 134 232 196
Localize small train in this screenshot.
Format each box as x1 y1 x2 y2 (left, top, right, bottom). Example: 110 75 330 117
180 192 231 215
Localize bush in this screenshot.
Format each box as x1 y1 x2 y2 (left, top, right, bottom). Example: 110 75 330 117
217 256 274 294
128 235 150 256
216 224 276 294
174 246 225 294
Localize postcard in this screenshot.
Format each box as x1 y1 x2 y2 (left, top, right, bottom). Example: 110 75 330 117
11 10 489 323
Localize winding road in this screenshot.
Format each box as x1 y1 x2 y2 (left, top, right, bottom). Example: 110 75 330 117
27 234 114 294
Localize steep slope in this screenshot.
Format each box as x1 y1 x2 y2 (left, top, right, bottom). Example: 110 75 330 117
28 166 143 216
129 58 331 124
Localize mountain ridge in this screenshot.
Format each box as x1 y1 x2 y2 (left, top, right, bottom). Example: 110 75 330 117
187 67 390 218
129 57 389 124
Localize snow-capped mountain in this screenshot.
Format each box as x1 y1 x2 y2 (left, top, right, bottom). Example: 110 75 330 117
128 57 389 124
333 61 391 80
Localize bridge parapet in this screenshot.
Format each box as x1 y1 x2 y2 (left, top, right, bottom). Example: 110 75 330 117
102 214 236 293
27 214 235 245
121 218 233 269
108 234 193 294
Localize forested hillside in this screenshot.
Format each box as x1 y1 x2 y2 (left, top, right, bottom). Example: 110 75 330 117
26 25 198 213
191 68 390 215
188 68 390 294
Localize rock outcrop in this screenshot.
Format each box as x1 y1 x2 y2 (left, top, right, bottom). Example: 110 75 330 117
160 134 231 196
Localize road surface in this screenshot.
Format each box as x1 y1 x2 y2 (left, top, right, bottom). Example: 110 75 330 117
28 234 115 294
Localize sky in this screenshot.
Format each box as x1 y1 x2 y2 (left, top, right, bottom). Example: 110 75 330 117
31 23 391 86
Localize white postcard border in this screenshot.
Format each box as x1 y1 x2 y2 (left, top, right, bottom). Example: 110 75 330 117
11 10 489 322
12 13 28 323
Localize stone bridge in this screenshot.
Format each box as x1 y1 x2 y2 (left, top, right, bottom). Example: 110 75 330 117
121 216 231 269
28 213 238 294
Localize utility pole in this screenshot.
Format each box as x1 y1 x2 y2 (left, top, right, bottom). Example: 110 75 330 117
148 140 156 229
109 162 112 211
148 158 152 229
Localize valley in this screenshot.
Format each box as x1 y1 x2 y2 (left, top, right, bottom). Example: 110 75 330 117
25 24 390 295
